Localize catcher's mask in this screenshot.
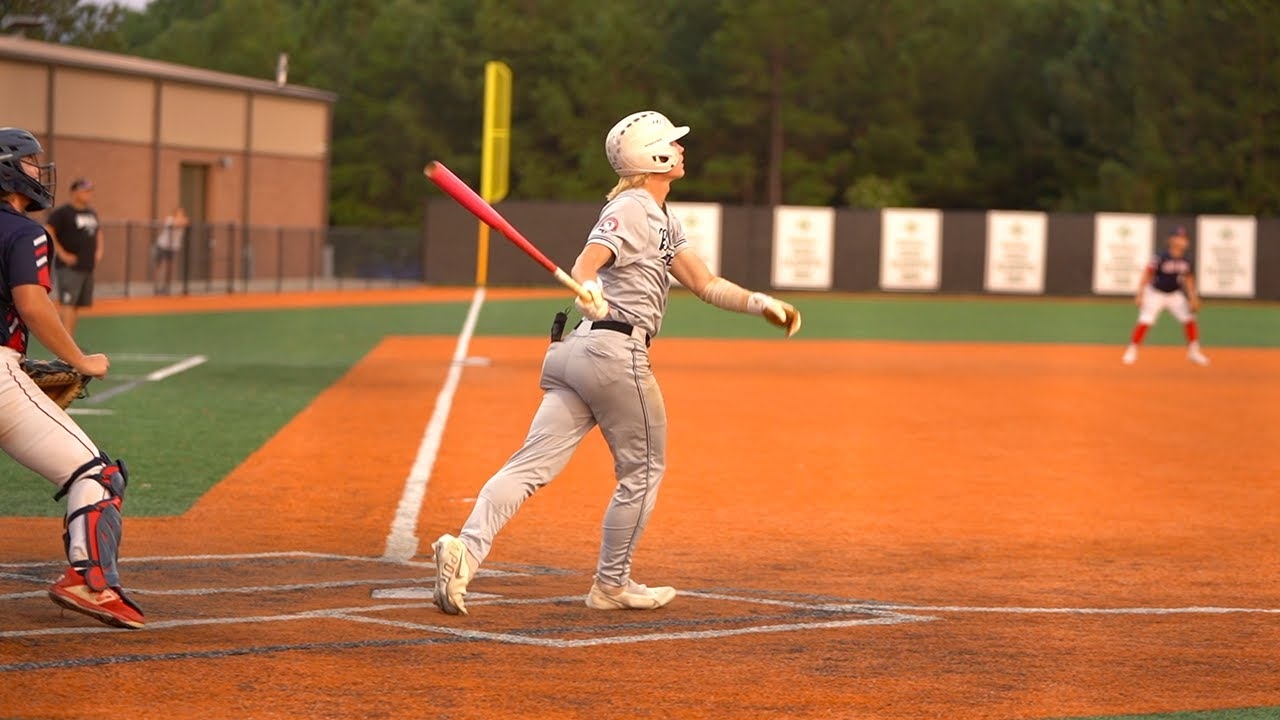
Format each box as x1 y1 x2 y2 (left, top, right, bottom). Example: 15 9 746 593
0 127 56 212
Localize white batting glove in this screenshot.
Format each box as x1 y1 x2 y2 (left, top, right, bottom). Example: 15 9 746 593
748 292 802 337
576 279 610 321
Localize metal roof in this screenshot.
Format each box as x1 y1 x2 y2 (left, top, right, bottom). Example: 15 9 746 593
0 36 337 103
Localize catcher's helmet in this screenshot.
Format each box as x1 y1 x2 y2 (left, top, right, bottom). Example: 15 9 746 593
0 127 56 211
605 111 689 177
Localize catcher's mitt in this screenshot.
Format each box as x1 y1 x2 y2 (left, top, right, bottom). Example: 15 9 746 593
21 358 92 410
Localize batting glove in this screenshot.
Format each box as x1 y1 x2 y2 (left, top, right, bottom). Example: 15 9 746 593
749 292 802 337
576 279 610 321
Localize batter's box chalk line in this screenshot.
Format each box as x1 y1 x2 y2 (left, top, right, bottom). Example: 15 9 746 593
1 552 1276 646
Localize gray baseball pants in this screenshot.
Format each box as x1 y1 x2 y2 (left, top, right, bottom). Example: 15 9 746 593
458 322 667 586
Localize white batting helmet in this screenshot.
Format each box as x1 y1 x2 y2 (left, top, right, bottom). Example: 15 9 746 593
605 111 690 177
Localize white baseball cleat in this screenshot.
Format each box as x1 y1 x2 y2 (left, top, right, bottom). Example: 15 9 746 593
585 580 676 610
431 534 471 615
1188 349 1210 366
1121 345 1138 365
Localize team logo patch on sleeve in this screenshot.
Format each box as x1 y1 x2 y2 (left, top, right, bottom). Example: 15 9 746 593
596 217 618 234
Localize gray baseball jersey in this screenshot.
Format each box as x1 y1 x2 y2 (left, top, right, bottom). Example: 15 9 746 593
586 188 688 338
455 188 686 588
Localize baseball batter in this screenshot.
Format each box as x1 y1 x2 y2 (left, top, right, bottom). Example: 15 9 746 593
1122 225 1209 366
432 111 801 615
0 127 144 629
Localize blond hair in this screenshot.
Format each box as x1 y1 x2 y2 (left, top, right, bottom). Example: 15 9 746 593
606 174 648 201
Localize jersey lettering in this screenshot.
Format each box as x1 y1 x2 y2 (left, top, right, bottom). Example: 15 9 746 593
584 190 686 337
1148 251 1193 293
658 228 674 266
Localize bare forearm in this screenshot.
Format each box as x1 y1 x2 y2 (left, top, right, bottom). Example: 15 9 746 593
46 228 74 263
571 243 614 284
571 257 598 284
1185 278 1201 309
18 295 86 365
1135 270 1153 300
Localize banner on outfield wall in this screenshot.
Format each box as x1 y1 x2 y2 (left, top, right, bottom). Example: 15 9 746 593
984 210 1047 294
1195 215 1256 298
1092 213 1155 295
771 206 834 289
667 202 722 281
880 208 941 291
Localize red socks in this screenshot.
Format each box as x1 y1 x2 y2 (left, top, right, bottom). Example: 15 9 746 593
1130 324 1150 344
1184 321 1199 342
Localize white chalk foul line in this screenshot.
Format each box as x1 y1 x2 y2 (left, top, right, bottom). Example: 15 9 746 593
842 602 1280 616
5 575 1277 643
0 550 414 569
333 603 924 649
86 354 208 403
7 554 1277 645
686 593 1280 617
0 601 445 638
382 286 486 562
112 353 190 362
147 354 208 381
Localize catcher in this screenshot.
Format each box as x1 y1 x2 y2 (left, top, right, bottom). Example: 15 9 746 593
0 127 144 629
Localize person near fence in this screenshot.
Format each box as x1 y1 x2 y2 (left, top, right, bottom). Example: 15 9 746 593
152 205 188 295
43 177 102 337
0 127 145 629
429 110 801 616
1122 225 1210 366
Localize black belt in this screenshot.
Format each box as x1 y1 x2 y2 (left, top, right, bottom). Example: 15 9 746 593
580 320 651 347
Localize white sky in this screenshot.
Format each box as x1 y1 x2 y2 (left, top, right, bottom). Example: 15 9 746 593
84 0 152 10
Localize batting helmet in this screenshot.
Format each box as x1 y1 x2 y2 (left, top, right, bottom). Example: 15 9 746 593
0 127 56 211
605 111 689 177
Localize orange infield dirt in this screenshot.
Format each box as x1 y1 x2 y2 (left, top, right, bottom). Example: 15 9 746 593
2 298 1279 719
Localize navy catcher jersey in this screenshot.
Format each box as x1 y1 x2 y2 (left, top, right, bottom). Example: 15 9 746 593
0 203 52 353
1148 250 1193 293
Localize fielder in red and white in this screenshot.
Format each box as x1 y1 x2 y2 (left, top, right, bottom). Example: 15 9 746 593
1122 225 1209 366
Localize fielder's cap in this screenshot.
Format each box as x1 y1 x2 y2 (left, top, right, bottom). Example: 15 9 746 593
70 177 93 191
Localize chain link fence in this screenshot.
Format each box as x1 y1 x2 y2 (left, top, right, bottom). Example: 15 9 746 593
89 221 425 298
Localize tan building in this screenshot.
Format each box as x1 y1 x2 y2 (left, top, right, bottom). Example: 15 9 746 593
0 36 337 294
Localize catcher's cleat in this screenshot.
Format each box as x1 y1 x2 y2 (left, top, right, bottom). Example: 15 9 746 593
431 534 471 616
585 580 676 611
48 567 145 629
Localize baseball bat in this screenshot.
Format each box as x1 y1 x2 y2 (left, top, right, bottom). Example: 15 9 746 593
423 161 592 303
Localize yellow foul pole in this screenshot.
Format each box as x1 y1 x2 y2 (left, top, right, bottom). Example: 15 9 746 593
476 60 512 286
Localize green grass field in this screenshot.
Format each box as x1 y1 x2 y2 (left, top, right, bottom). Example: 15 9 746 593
2 291 1276 720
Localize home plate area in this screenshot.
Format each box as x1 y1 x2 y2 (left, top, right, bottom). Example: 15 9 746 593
0 551 926 655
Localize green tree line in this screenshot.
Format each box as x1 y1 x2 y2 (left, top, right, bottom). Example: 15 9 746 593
7 0 1279 227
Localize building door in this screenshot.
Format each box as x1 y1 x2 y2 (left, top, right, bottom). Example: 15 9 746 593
179 163 209 285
